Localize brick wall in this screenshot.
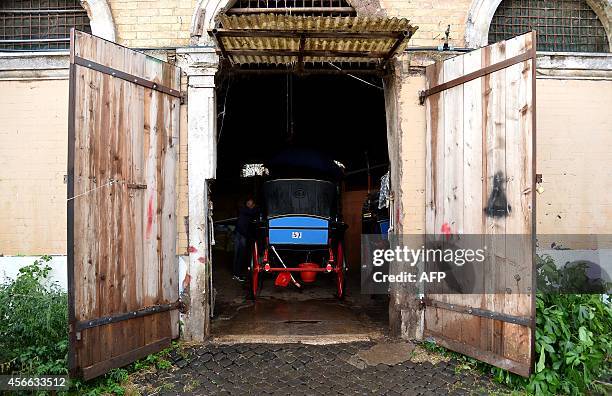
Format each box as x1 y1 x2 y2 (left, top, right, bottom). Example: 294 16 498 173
396 74 427 234
382 0 473 47
105 0 474 49
0 79 68 255
108 0 197 47
177 75 189 255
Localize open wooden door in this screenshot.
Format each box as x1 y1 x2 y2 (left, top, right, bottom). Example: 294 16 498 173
67 30 181 380
422 32 536 377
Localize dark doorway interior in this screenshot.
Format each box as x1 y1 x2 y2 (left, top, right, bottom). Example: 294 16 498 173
211 72 390 338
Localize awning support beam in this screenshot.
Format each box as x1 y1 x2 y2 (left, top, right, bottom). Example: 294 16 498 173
211 28 407 40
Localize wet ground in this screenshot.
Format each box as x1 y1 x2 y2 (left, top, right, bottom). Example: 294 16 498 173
210 250 388 343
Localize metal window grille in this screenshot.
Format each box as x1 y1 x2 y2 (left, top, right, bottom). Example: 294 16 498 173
227 0 356 17
0 0 91 50
488 0 609 53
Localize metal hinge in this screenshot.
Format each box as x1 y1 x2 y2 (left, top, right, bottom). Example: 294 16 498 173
418 90 427 105
180 92 187 105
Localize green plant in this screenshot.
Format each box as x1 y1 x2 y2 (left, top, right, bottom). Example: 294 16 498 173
132 346 173 371
492 255 611 395
0 256 182 395
71 368 130 396
424 255 612 395
0 256 68 375
492 292 611 395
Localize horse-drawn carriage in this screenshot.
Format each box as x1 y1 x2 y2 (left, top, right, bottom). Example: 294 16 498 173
249 151 347 299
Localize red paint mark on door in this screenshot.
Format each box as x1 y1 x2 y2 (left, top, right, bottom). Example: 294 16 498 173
182 274 191 290
187 246 197 253
441 223 451 240
146 195 154 238
197 257 206 264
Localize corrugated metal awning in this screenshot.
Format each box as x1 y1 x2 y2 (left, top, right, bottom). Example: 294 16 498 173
208 14 417 66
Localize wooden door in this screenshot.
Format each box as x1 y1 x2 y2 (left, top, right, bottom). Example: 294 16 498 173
67 30 181 380
422 32 536 377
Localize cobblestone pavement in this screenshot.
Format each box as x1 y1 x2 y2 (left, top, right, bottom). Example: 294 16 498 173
131 342 508 395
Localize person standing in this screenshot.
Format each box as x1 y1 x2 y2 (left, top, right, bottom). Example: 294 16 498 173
233 197 259 282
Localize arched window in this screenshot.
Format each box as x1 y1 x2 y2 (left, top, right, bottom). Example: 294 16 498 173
0 0 91 50
488 0 609 53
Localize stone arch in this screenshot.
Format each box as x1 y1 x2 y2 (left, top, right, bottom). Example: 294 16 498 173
80 0 116 41
465 0 612 51
189 0 388 45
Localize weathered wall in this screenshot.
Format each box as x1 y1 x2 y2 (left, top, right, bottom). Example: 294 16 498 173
396 72 612 240
108 0 197 47
106 0 474 49
382 0 473 47
0 79 68 255
104 0 611 52
0 71 191 257
395 72 427 234
177 75 190 255
536 78 612 237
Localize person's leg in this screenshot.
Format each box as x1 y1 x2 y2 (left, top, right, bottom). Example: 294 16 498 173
240 236 253 277
232 233 245 278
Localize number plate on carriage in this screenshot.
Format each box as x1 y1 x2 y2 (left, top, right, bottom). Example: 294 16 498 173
269 216 328 245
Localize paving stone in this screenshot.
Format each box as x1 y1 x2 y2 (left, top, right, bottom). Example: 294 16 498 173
131 342 507 395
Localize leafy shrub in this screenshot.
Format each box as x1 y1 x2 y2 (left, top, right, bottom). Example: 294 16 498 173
0 257 178 394
424 254 611 395
0 256 68 375
492 255 612 395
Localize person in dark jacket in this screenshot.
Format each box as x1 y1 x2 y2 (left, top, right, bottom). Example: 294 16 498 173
233 197 259 282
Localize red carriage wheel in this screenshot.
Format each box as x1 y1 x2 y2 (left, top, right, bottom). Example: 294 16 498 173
336 242 346 299
250 241 262 299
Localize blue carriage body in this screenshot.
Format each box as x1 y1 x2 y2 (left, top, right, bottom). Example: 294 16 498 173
268 216 329 245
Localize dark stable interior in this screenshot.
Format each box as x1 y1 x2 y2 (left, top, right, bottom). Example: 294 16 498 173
210 71 390 328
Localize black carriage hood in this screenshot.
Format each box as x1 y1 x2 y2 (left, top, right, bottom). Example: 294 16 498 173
264 147 344 181
263 179 337 219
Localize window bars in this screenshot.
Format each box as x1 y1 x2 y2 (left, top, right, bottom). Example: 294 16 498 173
226 0 357 17
488 0 609 53
0 0 91 50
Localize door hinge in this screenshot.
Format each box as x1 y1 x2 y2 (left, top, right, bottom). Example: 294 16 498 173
180 92 187 105
418 90 426 105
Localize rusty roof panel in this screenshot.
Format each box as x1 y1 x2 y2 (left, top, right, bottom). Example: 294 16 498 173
211 14 417 65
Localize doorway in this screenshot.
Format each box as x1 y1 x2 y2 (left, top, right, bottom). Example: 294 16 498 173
210 69 391 341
